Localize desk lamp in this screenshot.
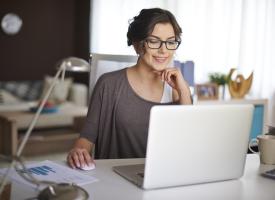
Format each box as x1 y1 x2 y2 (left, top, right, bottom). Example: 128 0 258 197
0 57 90 200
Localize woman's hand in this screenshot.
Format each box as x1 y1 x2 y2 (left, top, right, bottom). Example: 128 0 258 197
67 147 94 169
156 68 192 104
161 68 186 91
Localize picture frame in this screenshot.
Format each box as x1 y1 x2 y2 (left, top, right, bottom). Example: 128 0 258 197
195 83 219 100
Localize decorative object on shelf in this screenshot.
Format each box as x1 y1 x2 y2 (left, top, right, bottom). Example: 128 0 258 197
195 83 219 100
208 72 229 99
0 57 90 199
228 68 253 99
1 13 23 35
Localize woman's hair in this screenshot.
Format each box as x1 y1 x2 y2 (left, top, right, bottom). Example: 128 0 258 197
127 8 182 47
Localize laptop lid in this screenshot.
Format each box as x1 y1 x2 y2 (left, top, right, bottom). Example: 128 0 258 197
143 104 253 189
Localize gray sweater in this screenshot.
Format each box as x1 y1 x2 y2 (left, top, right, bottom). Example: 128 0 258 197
81 68 177 159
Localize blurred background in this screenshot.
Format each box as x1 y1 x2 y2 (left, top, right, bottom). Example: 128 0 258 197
1 0 274 124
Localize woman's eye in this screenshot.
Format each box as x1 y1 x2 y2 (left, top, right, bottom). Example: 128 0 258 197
167 41 177 45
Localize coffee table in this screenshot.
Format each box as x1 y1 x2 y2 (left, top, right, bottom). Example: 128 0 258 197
0 103 87 156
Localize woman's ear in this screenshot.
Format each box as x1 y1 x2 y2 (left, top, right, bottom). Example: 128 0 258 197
133 43 139 54
134 41 145 56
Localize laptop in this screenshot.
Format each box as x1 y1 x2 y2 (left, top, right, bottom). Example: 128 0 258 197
113 104 254 189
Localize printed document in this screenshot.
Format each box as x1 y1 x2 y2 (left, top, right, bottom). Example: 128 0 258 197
0 160 98 190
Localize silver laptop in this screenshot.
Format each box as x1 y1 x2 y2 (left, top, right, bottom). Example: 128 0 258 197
113 105 254 189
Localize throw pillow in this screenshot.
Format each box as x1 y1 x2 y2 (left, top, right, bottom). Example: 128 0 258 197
0 81 43 101
40 76 73 104
0 89 23 104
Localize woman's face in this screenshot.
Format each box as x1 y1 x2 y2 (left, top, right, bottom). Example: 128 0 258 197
139 23 177 72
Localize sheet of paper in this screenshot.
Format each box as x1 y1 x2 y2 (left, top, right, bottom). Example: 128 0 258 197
0 160 98 190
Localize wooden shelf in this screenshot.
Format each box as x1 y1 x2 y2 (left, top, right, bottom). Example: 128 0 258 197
18 129 79 156
0 108 87 156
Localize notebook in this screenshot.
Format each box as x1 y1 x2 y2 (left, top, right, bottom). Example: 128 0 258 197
113 104 254 189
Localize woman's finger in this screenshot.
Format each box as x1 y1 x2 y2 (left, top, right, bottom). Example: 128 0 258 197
67 154 76 169
76 150 86 168
71 151 81 168
83 150 93 166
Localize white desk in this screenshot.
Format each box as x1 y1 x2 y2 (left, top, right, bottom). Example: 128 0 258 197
11 154 275 200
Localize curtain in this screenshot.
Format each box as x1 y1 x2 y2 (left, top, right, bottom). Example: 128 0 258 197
90 0 275 125
90 0 167 55
237 0 275 127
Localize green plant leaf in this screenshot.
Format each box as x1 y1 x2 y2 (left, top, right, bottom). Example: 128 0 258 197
208 72 229 85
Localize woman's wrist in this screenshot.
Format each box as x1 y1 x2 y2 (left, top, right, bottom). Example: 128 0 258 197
75 137 93 153
177 85 192 104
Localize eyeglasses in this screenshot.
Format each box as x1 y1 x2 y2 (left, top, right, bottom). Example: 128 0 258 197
145 38 181 50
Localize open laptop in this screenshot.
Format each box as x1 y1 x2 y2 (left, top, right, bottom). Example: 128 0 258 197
113 104 254 189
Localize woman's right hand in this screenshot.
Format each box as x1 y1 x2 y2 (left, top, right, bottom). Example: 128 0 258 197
67 147 94 169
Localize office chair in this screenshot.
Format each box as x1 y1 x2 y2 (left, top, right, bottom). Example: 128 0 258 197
89 53 195 99
89 53 138 99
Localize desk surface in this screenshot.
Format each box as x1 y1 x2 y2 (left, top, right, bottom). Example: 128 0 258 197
11 154 275 200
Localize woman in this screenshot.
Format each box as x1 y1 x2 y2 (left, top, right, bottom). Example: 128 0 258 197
67 8 192 169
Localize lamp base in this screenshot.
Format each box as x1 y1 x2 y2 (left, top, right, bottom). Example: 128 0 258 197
38 183 89 200
0 181 11 200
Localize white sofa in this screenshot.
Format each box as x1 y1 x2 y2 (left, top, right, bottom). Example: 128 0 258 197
0 81 88 112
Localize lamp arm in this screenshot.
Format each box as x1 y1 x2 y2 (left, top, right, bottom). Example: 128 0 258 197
0 64 66 195
17 65 64 156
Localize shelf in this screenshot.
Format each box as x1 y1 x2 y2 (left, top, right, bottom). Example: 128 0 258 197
0 107 87 156
18 128 79 156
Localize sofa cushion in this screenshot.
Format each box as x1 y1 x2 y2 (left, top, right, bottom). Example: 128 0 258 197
0 81 43 101
40 76 73 104
0 89 22 104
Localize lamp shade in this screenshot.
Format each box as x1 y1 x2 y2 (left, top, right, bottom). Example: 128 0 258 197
59 57 90 72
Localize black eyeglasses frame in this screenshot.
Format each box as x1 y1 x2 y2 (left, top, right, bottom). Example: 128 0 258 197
144 38 181 50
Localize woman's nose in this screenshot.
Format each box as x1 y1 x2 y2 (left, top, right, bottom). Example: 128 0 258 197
158 42 167 53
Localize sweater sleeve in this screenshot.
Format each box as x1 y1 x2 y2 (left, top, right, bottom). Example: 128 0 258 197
80 75 105 144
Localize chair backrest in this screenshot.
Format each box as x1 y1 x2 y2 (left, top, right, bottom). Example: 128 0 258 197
89 53 138 99
89 53 195 100
174 60 195 87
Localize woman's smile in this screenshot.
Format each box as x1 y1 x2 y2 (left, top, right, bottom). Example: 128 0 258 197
153 56 169 64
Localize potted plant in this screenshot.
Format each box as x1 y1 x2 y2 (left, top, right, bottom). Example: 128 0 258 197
208 72 229 99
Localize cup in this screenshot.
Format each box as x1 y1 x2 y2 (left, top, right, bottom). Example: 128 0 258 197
249 135 275 165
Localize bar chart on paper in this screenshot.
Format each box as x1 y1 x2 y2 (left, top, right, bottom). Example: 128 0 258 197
0 160 97 189
18 165 56 176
